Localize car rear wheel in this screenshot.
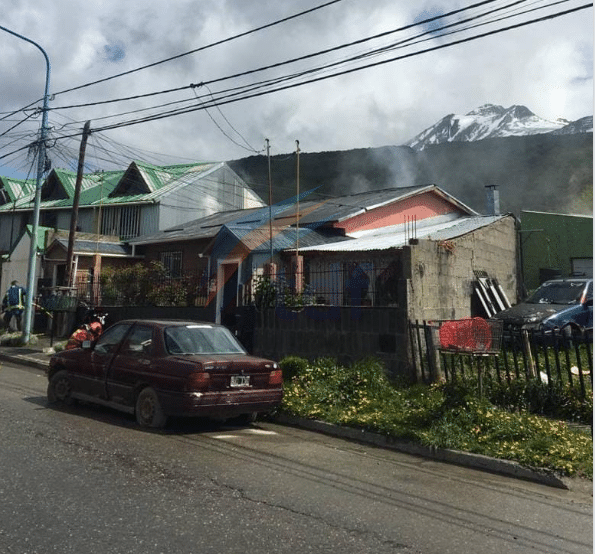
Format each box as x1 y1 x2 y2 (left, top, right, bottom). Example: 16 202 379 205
135 387 167 429
47 370 74 405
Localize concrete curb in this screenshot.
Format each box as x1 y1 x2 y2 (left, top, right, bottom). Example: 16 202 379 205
0 352 49 372
276 413 575 490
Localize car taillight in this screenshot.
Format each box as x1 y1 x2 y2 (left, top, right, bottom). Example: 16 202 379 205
187 372 210 391
268 369 283 386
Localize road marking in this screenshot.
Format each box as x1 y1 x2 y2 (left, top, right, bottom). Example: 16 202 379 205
211 429 278 439
245 429 278 435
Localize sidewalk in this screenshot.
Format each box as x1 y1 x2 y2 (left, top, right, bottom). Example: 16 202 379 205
0 331 589 493
0 332 58 372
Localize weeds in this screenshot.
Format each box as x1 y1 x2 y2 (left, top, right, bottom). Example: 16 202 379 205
279 356 593 479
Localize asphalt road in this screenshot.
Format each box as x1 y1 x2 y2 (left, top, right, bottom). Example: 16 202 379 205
0 360 592 554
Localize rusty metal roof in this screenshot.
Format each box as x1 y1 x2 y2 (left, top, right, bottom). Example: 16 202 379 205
292 215 511 253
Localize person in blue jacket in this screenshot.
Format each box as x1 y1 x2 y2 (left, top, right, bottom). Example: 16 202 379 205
2 280 27 332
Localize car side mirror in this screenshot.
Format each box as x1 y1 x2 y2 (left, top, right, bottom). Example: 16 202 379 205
82 340 93 349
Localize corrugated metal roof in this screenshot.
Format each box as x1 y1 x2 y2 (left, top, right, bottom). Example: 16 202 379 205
275 185 477 226
0 162 221 211
110 161 217 198
0 170 123 211
128 206 267 245
0 176 36 203
128 186 462 245
293 215 510 253
224 224 345 252
54 238 132 256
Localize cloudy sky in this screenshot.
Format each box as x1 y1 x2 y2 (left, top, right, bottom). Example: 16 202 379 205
0 0 592 179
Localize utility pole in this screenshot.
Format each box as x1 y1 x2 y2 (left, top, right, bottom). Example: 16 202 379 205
65 121 91 288
266 138 273 263
294 140 303 293
295 140 300 255
0 25 51 345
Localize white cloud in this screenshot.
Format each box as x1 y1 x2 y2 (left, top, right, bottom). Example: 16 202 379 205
0 0 592 178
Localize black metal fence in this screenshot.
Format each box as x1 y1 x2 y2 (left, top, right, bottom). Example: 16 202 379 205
57 262 405 309
410 320 593 398
61 274 212 308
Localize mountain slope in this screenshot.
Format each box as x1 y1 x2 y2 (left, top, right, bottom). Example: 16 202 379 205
229 133 593 217
406 104 571 150
552 115 593 135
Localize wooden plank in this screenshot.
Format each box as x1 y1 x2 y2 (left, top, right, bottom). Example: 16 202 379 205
474 283 494 317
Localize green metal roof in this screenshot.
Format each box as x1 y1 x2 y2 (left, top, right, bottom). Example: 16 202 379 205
110 161 216 197
0 161 219 212
0 175 37 203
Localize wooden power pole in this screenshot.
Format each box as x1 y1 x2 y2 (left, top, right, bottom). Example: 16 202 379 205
65 120 91 288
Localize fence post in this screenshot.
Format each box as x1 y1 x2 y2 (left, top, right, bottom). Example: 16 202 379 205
424 323 443 383
521 330 536 378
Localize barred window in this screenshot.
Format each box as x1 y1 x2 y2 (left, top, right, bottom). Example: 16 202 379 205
159 251 182 277
101 205 141 239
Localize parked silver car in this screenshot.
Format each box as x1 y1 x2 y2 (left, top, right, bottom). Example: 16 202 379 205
492 278 593 337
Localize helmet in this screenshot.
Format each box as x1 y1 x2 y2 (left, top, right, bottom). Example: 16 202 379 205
89 321 102 335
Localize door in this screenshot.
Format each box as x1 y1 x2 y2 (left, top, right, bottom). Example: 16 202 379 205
217 261 240 325
82 322 132 398
107 324 155 407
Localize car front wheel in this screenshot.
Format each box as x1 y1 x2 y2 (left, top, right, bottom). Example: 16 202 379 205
47 370 74 405
135 387 167 429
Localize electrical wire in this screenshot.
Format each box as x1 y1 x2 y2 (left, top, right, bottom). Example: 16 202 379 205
47 0 509 112
52 0 346 98
88 3 592 134
1 0 590 169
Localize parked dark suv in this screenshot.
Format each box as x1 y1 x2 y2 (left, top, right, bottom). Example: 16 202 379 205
492 278 593 338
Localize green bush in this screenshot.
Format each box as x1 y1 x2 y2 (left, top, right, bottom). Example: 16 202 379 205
279 356 309 381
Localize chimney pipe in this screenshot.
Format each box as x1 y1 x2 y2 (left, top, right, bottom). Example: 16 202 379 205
485 185 500 215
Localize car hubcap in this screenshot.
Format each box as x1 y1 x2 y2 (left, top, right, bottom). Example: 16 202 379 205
139 397 154 424
54 377 71 401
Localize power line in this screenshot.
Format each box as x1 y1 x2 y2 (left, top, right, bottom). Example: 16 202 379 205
46 0 586 130
48 0 508 112
52 0 346 98
1 1 589 167
89 4 592 134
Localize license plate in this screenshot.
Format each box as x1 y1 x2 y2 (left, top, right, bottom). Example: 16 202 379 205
230 375 250 387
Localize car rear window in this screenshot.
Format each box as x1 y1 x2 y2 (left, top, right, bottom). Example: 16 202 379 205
164 325 246 355
527 281 588 305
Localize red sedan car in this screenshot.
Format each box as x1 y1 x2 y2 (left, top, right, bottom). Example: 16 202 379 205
47 319 283 428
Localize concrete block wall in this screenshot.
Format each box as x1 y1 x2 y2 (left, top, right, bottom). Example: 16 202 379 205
407 216 517 322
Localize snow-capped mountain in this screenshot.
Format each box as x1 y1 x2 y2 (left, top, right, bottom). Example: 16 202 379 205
406 104 590 150
552 115 593 135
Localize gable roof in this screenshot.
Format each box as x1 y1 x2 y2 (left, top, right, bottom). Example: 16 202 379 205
109 161 216 197
0 161 255 212
128 184 477 246
0 176 37 204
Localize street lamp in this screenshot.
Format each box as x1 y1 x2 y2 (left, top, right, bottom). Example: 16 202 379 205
0 25 51 344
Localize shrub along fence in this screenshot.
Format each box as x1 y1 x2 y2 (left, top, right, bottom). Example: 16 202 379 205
410 320 593 399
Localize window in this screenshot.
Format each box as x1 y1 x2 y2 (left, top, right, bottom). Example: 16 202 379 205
159 251 182 277
95 323 131 354
121 325 153 355
101 205 141 239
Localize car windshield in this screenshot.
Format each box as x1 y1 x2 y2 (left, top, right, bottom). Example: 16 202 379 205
164 324 246 355
526 281 587 305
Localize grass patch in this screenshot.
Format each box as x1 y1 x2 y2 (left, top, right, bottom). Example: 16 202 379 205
280 356 593 479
